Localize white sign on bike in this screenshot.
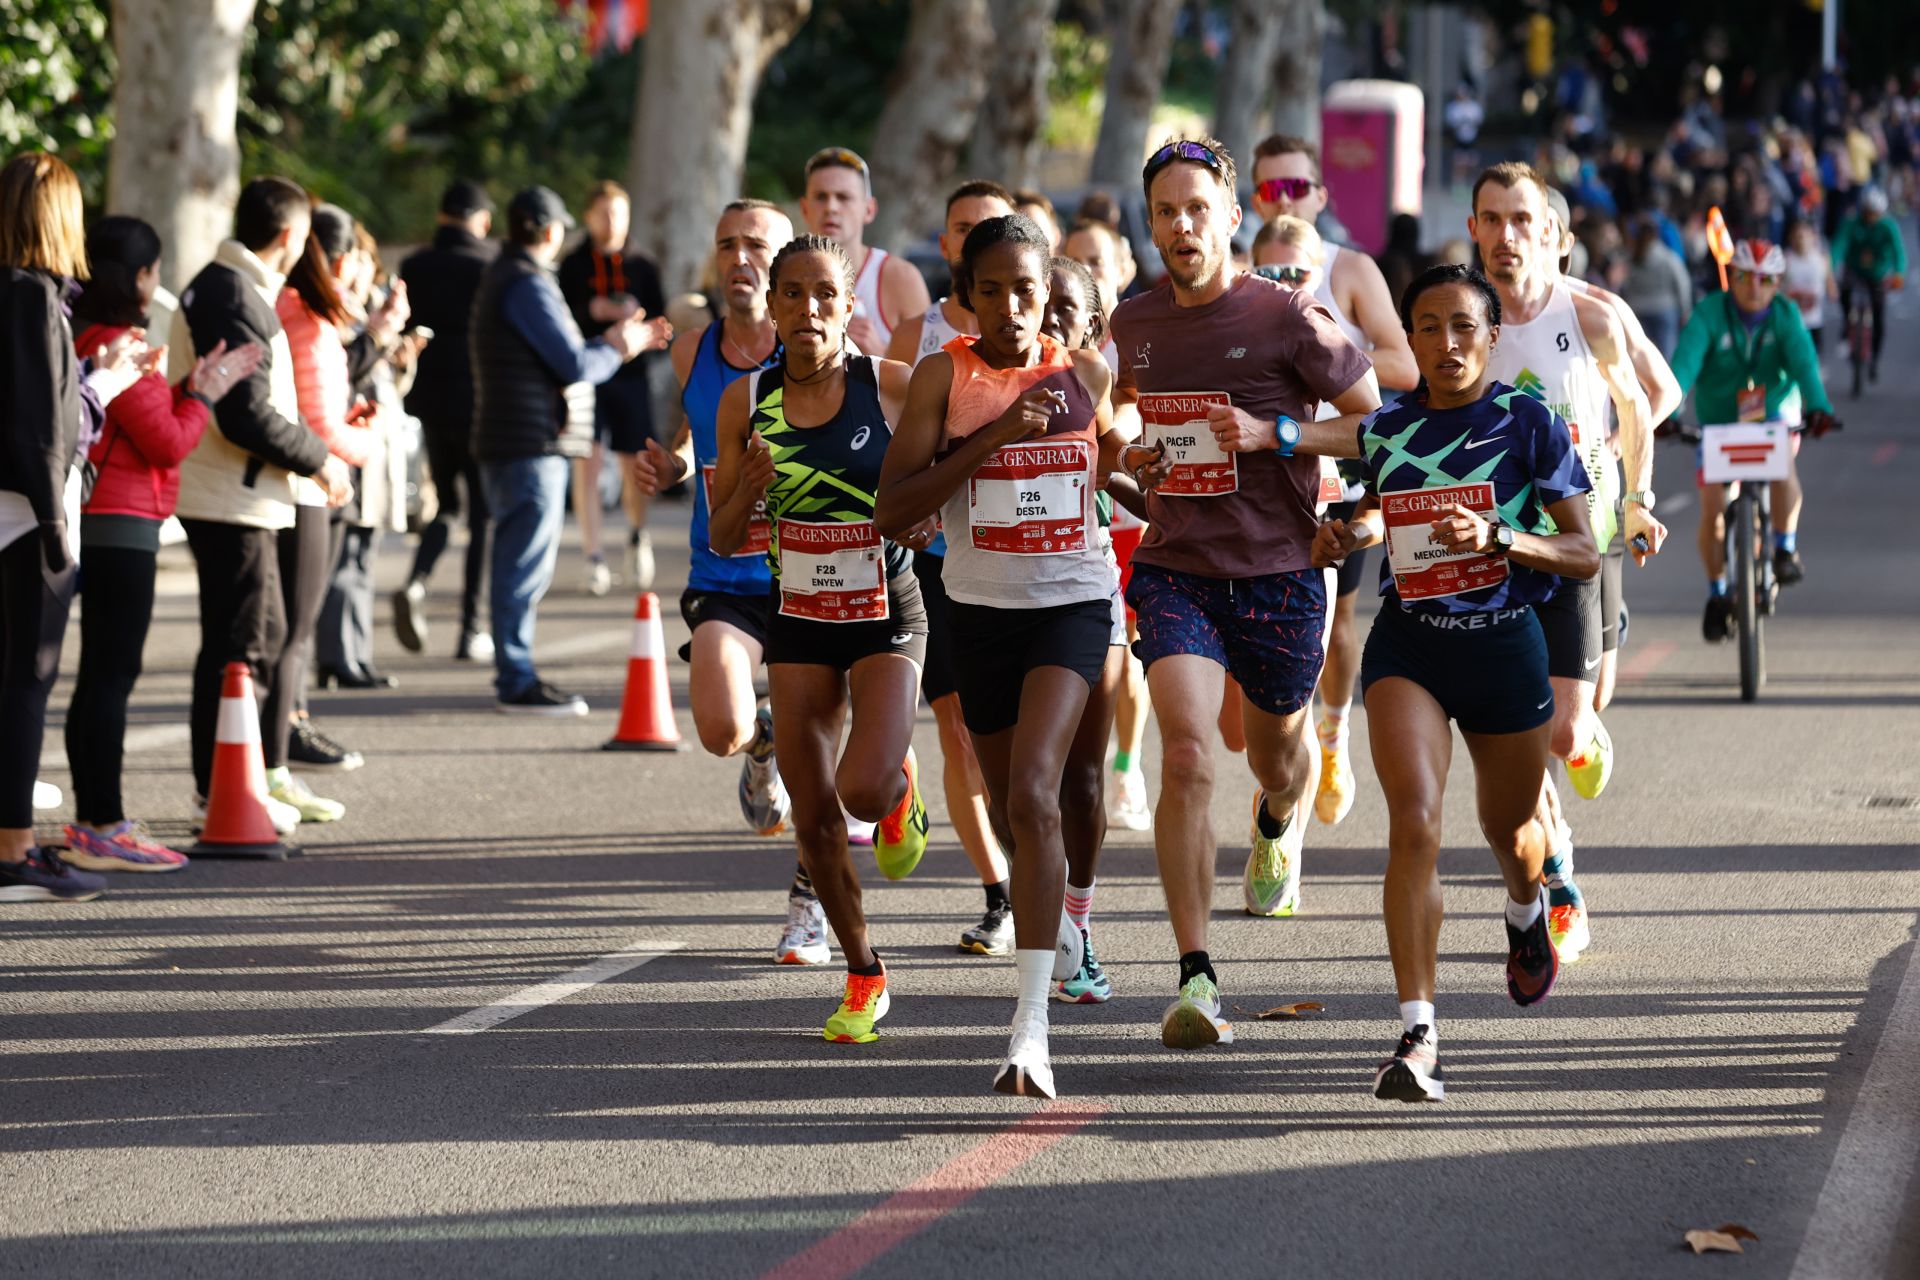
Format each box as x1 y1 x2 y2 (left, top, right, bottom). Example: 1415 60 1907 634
1700 422 1791 484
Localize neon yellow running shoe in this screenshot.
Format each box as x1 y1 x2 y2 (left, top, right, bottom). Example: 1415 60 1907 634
874 747 928 880
1313 741 1355 825
823 970 891 1043
1243 788 1303 917
1565 719 1614 800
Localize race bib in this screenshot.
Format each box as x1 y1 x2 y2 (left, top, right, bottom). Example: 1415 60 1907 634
1138 392 1238 496
702 464 771 558
1382 483 1510 601
776 520 888 622
968 439 1092 555
1317 455 1344 507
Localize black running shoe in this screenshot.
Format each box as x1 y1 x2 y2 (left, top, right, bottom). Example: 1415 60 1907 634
392 579 428 654
497 681 587 717
1773 548 1804 586
1373 1025 1445 1102
289 719 365 772
1506 909 1559 1007
1701 595 1733 643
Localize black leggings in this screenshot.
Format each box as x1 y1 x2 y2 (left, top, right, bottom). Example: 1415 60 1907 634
0 533 76 829
411 421 489 633
264 505 341 765
182 519 285 797
65 544 157 825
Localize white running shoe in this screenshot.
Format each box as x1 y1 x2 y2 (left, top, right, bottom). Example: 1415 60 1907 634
1106 768 1151 831
992 1008 1056 1098
585 559 612 598
632 528 656 592
774 895 830 965
845 812 876 847
32 779 63 811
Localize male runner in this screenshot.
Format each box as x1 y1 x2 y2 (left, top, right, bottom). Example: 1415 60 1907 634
1112 137 1378 1048
1248 134 1420 828
627 200 823 966
885 179 1021 955
799 147 931 357
1471 162 1668 964
1541 188 1681 715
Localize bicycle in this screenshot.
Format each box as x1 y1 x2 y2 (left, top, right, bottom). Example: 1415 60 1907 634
1842 273 1880 399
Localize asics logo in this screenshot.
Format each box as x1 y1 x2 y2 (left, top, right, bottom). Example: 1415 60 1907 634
890 633 912 646
851 426 872 450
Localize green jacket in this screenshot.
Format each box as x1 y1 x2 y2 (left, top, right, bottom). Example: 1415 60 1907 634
1671 292 1833 425
1831 214 1907 283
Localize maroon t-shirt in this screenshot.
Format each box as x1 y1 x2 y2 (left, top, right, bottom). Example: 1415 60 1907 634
1112 272 1373 579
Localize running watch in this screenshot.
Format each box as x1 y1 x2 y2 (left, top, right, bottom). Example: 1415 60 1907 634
1625 489 1656 509
1274 415 1301 457
1486 522 1516 556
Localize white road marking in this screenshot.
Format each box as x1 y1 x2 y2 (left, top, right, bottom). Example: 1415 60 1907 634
538 628 634 661
421 940 685 1035
1658 491 1692 515
124 723 192 753
1789 932 1920 1279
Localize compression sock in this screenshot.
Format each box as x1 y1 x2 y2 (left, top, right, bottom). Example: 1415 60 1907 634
1505 890 1544 931
791 861 815 900
1773 530 1798 554
1254 794 1289 840
1317 701 1351 750
1178 950 1217 989
1709 577 1730 598
984 878 1011 912
1113 750 1134 774
1400 1000 1436 1035
1064 880 1095 932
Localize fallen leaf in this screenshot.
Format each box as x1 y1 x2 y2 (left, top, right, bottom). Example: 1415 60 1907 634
1716 1224 1759 1241
1256 1002 1324 1020
1744 1159 1756 1166
1683 1230 1745 1255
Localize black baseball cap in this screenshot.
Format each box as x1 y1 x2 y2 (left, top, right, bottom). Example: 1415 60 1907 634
440 179 493 218
507 185 575 234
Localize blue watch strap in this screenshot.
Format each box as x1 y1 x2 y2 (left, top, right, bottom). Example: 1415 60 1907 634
1274 414 1300 458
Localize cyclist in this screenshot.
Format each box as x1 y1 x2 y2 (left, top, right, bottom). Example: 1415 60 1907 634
1670 238 1838 640
1831 187 1907 385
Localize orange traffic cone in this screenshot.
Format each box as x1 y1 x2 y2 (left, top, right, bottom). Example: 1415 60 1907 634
191 662 297 859
603 592 686 752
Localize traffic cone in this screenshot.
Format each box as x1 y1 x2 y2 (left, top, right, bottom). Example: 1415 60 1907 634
603 592 686 752
191 662 298 859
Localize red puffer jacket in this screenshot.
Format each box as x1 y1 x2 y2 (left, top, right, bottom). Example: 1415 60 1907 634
74 322 210 520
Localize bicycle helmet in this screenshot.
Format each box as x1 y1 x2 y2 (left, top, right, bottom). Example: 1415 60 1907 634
1731 238 1785 276
1861 187 1889 214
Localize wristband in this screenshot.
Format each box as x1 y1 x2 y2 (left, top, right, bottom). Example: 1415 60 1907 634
186 391 215 412
1274 415 1301 457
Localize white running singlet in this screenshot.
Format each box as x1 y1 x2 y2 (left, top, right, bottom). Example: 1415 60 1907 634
914 298 966 366
1487 281 1621 550
853 247 895 349
1309 244 1369 353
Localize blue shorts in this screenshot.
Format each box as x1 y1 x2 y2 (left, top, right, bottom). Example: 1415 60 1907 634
1124 563 1327 716
1360 601 1552 735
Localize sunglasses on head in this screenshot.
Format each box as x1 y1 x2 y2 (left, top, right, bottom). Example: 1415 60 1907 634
805 147 871 188
1255 264 1314 285
1143 140 1226 184
1255 176 1319 203
1731 269 1780 285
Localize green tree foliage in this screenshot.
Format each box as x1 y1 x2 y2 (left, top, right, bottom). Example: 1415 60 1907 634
0 0 114 200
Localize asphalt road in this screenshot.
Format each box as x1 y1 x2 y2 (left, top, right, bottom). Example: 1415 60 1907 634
3 316 1916 1280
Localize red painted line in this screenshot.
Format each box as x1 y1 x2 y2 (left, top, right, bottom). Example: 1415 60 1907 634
759 1102 1104 1280
1619 639 1677 685
1873 441 1899 467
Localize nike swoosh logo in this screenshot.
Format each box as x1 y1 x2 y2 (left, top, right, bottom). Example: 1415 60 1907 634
1582 656 1602 671
1463 436 1503 450
1536 697 1553 709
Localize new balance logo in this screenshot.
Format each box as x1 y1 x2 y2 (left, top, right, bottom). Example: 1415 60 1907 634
1226 347 1247 359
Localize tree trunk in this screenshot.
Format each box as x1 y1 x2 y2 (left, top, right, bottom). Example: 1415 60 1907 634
108 0 258 294
867 0 995 252
628 0 812 300
1088 0 1181 189
1269 0 1326 149
965 0 1059 192
1214 0 1284 169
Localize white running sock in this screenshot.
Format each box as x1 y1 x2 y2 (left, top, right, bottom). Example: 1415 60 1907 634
1399 1000 1436 1034
1064 881 1095 932
1505 889 1544 930
1015 949 1053 1022
1317 701 1351 749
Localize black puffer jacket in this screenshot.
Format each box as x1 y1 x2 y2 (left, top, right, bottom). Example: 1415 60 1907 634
469 246 596 463
0 267 82 534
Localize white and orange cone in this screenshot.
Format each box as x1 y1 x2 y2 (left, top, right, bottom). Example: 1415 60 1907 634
190 662 297 859
603 592 686 752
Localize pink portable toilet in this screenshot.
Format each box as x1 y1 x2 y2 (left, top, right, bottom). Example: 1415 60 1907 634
1320 80 1425 257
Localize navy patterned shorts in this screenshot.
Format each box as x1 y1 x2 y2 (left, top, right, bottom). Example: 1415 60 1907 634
1124 563 1327 716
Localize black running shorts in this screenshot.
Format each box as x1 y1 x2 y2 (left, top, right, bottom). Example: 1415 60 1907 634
948 597 1115 736
763 572 929 673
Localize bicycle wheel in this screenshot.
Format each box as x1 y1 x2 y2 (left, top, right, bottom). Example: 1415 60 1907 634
1734 491 1763 702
